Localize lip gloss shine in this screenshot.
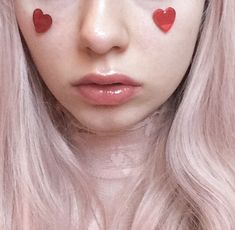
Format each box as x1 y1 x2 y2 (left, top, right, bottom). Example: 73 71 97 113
76 83 142 105
72 73 143 105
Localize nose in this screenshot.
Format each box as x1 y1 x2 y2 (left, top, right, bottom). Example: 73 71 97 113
78 1 129 56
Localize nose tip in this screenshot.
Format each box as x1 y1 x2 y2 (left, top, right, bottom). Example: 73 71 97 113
80 29 125 55
78 4 129 55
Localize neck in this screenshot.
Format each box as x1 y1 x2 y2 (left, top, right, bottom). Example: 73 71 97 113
71 110 160 179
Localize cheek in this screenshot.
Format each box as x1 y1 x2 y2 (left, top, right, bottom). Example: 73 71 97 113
139 32 196 83
136 14 201 102
137 42 191 107
15 9 67 91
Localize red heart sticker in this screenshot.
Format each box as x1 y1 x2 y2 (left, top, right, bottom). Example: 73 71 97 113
152 7 176 32
33 9 53 33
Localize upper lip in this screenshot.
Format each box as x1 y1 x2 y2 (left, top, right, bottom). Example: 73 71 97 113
72 73 142 86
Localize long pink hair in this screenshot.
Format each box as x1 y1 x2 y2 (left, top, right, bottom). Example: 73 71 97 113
1 0 235 229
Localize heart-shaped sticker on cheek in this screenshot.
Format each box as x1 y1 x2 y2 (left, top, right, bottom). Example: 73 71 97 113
33 8 53 33
152 7 176 32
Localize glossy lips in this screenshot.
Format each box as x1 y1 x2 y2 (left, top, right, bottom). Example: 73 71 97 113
72 74 142 106
152 7 176 32
75 74 142 86
77 84 141 105
33 9 52 33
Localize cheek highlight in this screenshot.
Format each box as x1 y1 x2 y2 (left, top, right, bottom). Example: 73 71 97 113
33 8 53 33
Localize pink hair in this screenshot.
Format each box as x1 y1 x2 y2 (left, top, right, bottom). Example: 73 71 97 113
1 0 235 229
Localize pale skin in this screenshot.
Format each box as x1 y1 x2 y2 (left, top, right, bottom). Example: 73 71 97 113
15 1 206 227
14 0 205 135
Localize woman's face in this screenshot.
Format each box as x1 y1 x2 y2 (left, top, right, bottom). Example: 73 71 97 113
15 0 205 133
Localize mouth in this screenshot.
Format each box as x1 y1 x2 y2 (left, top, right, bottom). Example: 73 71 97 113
72 73 142 86
89 82 123 86
71 73 142 106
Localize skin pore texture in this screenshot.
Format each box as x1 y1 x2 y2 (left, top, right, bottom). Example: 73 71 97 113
15 0 205 228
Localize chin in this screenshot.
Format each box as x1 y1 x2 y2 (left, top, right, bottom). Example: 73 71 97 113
75 115 139 136
70 104 153 135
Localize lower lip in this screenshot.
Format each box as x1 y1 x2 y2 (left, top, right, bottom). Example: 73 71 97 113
75 84 142 105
